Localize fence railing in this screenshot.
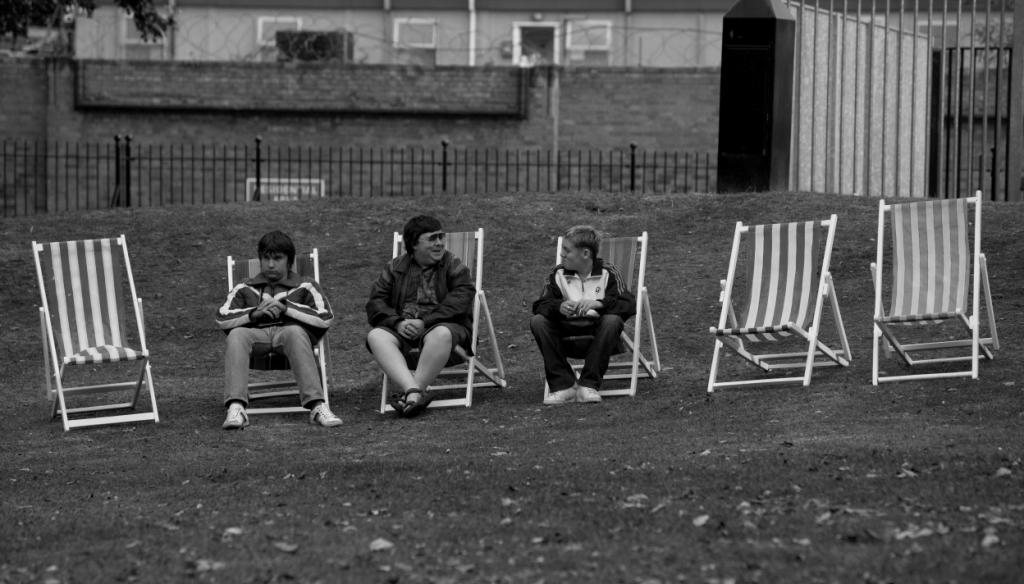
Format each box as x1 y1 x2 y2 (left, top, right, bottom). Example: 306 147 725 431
0 137 716 217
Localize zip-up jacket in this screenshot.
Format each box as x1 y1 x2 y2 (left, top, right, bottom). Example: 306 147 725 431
216 271 333 344
532 258 637 322
366 250 475 333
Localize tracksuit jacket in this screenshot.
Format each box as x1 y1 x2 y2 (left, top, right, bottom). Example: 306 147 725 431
365 250 476 345
215 271 333 345
532 258 637 322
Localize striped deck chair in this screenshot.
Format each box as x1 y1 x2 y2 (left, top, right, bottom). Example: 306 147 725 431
540 232 662 400
227 249 333 415
32 236 159 431
707 216 850 393
379 229 507 413
870 193 999 384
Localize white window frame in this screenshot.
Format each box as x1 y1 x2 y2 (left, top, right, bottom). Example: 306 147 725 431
121 12 165 59
257 16 302 48
512 21 560 66
393 17 438 49
121 13 165 46
565 20 612 52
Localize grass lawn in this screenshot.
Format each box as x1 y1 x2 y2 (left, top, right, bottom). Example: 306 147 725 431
1 191 1022 584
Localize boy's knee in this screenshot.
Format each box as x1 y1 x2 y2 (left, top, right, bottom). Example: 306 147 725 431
424 326 453 347
530 313 553 333
598 314 624 331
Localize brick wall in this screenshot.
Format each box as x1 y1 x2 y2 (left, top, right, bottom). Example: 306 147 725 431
1 59 720 154
0 59 50 142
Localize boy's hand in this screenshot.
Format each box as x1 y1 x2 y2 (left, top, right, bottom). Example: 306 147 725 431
574 299 602 316
257 297 286 320
398 319 425 340
559 301 578 316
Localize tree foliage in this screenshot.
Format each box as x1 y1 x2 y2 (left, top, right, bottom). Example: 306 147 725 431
1 0 170 42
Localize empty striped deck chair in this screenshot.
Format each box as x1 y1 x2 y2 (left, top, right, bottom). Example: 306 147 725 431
32 236 159 431
707 216 850 393
540 232 661 401
227 249 333 415
379 229 507 413
870 193 999 384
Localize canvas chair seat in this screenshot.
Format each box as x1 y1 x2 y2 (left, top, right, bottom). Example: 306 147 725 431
707 216 851 393
715 322 803 337
541 232 661 401
33 235 159 431
226 250 333 415
878 311 959 324
66 345 146 365
870 193 999 384
379 229 506 413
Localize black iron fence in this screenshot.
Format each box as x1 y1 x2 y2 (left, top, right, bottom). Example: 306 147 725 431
0 137 716 217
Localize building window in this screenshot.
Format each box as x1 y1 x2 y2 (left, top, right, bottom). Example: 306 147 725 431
257 16 301 61
565 20 611 66
122 13 165 60
393 17 437 66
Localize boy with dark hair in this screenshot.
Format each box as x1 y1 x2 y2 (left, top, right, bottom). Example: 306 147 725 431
215 230 341 429
531 225 637 404
365 215 476 417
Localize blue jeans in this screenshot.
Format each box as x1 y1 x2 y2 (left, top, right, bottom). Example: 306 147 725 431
224 326 323 407
530 314 624 391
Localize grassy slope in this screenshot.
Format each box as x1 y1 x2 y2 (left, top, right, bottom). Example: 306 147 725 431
1 191 1022 584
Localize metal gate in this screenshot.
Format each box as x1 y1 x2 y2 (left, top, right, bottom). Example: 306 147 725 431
785 0 1021 201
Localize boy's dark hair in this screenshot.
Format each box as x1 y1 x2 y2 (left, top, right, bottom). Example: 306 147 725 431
257 230 296 269
402 215 444 255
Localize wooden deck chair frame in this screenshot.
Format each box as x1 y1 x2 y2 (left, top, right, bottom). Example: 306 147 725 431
227 249 333 415
379 229 507 413
707 216 851 393
540 232 662 400
33 235 159 431
869 193 999 384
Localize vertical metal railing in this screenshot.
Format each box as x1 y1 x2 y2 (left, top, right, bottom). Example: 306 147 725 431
1 138 717 216
785 0 1017 201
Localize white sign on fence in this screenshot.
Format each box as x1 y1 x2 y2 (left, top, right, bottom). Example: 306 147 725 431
245 178 326 201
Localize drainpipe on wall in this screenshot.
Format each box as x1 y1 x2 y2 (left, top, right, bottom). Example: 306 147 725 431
624 0 631 67
468 0 476 66
167 0 176 60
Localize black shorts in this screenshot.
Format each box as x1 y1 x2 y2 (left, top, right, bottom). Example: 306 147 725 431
366 322 472 367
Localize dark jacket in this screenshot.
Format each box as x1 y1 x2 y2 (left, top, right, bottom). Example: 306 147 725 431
216 271 333 344
365 250 476 333
532 258 637 322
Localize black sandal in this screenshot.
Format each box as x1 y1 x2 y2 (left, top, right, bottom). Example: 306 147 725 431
389 388 434 418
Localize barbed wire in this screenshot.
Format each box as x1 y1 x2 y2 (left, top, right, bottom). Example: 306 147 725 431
74 12 724 68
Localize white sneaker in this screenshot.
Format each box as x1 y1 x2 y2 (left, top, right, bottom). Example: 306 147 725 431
222 403 249 429
544 387 578 405
309 403 343 427
577 385 603 403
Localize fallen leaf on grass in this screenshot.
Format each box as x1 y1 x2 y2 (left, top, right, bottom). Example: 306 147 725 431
621 494 649 508
793 538 811 546
981 532 1000 547
221 527 243 541
194 559 226 572
692 514 710 527
994 467 1012 477
815 511 832 524
699 449 711 456
154 521 180 531
272 542 299 553
369 538 394 552
896 465 918 479
894 526 934 540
